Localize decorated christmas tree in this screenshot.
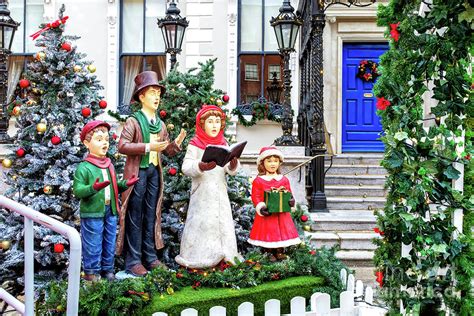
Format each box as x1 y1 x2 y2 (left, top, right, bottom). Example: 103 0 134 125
0 6 116 296
111 59 256 267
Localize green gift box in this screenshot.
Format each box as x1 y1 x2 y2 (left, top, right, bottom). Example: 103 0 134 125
264 187 292 213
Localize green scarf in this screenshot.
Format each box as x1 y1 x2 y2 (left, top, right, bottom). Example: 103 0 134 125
131 110 163 168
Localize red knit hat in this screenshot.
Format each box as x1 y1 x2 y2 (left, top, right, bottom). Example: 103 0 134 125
257 146 284 165
80 120 111 142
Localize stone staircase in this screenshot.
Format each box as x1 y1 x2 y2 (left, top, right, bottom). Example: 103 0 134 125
308 154 387 284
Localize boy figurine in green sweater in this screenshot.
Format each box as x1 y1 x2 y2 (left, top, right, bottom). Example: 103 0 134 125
73 120 139 281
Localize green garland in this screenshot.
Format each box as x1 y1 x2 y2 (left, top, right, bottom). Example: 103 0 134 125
232 99 282 127
373 0 473 314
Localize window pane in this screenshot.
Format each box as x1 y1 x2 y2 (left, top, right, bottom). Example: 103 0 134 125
264 0 280 51
264 55 282 103
9 0 24 53
240 55 262 103
241 0 262 51
123 0 144 53
145 0 165 52
144 55 166 80
25 0 44 53
268 64 281 80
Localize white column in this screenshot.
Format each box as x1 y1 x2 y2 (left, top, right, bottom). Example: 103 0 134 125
106 0 119 114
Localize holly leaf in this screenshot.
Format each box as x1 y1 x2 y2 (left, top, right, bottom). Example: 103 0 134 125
443 165 461 180
394 131 408 141
431 244 447 254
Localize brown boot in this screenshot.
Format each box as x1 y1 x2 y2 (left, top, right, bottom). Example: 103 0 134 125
275 248 288 261
147 259 167 271
127 264 148 277
82 274 100 282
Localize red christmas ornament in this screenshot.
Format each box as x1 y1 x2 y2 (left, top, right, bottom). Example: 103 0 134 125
51 136 61 145
112 133 118 140
19 79 30 89
61 42 72 52
98 100 107 109
390 22 400 42
176 272 183 278
81 108 91 117
168 167 177 176
309 250 316 256
373 227 385 236
160 110 167 118
16 148 26 158
300 215 309 222
376 97 391 110
53 243 64 253
375 271 384 287
222 94 230 103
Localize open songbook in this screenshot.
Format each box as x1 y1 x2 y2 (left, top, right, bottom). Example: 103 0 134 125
201 141 247 167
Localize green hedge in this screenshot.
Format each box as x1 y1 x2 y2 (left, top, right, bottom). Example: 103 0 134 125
141 276 323 316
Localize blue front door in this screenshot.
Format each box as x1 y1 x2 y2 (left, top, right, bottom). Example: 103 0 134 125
342 43 388 152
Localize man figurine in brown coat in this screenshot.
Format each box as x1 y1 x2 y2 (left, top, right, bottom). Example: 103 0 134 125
117 71 186 276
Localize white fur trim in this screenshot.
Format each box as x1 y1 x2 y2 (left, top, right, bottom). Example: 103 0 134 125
257 149 284 165
247 237 302 248
255 202 266 213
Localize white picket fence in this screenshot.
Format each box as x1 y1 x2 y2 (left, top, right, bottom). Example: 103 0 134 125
152 269 387 316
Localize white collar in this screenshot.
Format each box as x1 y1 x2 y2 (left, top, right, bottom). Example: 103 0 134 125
260 174 283 181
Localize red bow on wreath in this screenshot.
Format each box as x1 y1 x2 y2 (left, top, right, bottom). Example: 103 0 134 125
356 60 380 83
30 16 69 40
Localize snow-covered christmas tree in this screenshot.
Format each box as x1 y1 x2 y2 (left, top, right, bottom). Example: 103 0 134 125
0 6 116 295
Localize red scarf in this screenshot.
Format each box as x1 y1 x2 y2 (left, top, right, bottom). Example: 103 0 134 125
189 105 228 149
85 154 120 213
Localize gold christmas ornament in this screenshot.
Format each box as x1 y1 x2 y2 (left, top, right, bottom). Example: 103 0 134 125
32 88 39 94
43 185 53 194
36 122 47 134
167 123 175 130
303 225 311 232
166 287 174 295
299 241 306 248
1 240 11 250
12 175 17 180
12 106 21 116
216 99 223 106
210 97 215 102
2 159 12 168
73 65 82 73
87 64 96 73
36 51 46 61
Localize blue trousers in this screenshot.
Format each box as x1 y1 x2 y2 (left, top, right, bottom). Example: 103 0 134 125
80 205 117 275
125 164 160 270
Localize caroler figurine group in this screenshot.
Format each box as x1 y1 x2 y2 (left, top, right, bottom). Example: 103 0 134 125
73 71 301 281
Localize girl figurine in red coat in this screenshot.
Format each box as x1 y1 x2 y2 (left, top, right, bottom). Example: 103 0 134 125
248 146 301 260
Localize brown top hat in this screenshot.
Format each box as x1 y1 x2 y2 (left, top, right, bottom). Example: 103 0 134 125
131 71 166 102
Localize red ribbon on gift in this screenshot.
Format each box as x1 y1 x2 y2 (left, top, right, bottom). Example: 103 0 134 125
30 16 69 40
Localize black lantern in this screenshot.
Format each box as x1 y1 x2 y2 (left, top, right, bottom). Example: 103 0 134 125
270 0 301 146
0 1 19 52
158 0 189 69
266 72 282 104
270 0 302 53
0 0 19 143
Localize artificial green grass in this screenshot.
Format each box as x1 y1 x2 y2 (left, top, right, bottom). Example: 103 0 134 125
141 275 323 316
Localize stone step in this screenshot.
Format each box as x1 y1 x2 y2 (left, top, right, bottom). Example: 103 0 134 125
336 250 375 267
310 210 377 231
327 197 386 210
307 232 379 251
325 154 383 166
325 174 387 186
325 185 386 198
326 165 387 176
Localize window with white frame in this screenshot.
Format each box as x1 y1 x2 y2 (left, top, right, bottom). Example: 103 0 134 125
238 0 283 105
119 0 167 111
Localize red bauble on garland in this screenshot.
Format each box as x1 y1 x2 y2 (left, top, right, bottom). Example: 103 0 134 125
19 79 30 89
51 136 61 145
300 215 309 222
168 167 177 176
16 148 26 158
356 60 379 82
222 94 230 103
159 110 167 118
61 42 72 52
376 97 391 111
53 243 65 253
112 133 118 140
98 100 107 109
82 108 91 117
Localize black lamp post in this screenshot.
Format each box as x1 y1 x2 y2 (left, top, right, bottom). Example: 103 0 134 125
266 72 282 104
158 0 188 69
270 0 302 146
0 0 19 143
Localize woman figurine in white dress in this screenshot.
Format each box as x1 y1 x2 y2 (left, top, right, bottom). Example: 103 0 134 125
175 105 242 268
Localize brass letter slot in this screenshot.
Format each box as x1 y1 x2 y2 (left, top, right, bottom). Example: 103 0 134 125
364 93 374 98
